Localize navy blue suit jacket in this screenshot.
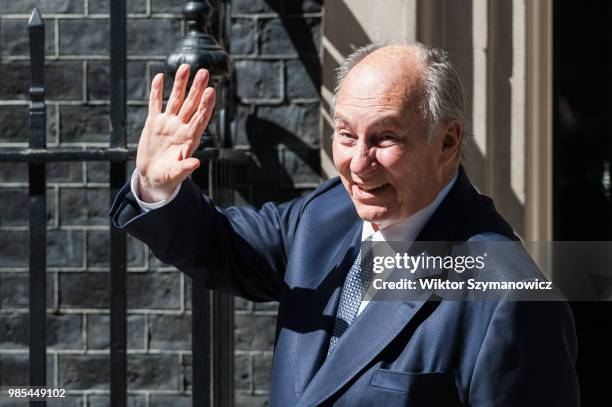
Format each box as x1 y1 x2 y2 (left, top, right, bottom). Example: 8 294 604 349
110 167 579 406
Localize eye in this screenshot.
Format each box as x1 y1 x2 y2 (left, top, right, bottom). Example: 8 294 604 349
376 132 399 147
336 131 357 141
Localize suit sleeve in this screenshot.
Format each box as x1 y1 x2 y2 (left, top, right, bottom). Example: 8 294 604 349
468 300 580 406
109 177 306 302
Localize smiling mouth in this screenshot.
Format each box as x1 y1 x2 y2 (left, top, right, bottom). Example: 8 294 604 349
357 183 387 192
352 183 389 203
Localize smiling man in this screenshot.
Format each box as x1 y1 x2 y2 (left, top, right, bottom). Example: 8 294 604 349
110 42 579 406
332 44 460 228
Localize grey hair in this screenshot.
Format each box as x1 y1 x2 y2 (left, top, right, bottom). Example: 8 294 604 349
333 41 470 151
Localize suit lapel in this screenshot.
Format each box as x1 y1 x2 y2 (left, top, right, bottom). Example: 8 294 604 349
296 287 436 407
294 220 362 395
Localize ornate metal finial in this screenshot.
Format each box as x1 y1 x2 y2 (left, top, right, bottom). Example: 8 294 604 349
167 1 232 148
166 1 232 80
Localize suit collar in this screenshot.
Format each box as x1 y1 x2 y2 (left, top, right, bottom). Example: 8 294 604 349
416 165 475 242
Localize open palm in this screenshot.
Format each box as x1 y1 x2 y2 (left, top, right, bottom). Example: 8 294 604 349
136 64 216 202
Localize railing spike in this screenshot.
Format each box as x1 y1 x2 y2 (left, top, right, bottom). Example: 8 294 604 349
28 7 43 27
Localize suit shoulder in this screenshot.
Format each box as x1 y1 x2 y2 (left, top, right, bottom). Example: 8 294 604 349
295 177 358 226
458 190 518 241
302 177 352 209
306 177 344 199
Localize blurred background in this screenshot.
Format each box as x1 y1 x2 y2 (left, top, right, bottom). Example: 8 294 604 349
0 0 610 406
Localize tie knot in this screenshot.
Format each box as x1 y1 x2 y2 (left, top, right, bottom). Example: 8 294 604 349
362 234 374 249
360 235 374 264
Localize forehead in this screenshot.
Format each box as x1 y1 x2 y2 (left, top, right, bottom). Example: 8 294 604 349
334 47 424 124
333 111 405 131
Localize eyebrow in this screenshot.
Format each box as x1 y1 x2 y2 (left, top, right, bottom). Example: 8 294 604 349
332 114 350 125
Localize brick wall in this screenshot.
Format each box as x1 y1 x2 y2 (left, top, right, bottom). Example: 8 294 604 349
0 0 322 406
230 0 322 205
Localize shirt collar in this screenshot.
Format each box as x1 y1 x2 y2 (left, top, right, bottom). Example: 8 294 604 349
361 173 458 242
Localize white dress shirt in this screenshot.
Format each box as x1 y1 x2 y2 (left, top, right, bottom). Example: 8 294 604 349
130 169 182 213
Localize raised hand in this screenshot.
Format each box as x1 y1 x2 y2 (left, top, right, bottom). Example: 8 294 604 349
136 64 216 202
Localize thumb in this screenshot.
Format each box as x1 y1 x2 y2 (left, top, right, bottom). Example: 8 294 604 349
171 157 201 182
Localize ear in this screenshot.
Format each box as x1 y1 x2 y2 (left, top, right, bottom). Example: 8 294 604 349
438 120 462 166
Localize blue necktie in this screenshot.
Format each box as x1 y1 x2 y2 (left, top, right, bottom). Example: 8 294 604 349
327 236 374 356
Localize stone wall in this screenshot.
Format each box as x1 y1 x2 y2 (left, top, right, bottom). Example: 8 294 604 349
0 0 322 406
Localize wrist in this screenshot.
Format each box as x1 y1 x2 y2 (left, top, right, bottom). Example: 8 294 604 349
138 174 175 203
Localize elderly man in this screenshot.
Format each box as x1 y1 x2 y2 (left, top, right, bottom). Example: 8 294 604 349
110 43 579 406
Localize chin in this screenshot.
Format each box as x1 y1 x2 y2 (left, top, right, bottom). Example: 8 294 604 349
355 204 392 225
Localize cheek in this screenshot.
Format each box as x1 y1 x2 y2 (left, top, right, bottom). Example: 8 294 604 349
375 149 408 178
376 149 432 195
332 142 351 172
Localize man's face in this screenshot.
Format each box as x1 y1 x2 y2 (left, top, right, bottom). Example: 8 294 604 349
332 47 447 228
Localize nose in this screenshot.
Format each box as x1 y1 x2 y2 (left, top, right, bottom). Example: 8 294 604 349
349 140 376 176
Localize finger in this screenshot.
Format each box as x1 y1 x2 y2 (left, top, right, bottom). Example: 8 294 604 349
185 87 216 140
185 112 205 157
148 73 164 114
196 87 216 135
170 157 200 182
165 64 190 115
178 69 209 123
195 87 216 127
186 88 216 156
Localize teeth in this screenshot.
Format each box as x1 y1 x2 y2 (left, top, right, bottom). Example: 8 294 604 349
360 184 384 191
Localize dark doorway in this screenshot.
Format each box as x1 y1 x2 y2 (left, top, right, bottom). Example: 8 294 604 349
553 2 612 405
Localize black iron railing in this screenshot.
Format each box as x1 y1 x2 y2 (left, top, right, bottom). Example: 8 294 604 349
26 10 47 404
0 1 242 406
